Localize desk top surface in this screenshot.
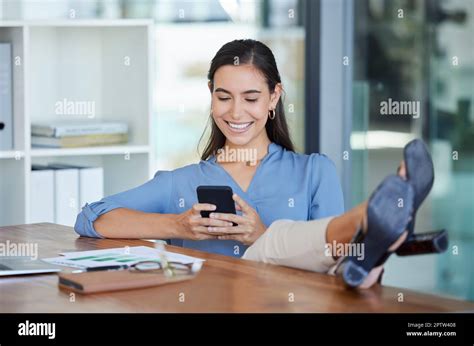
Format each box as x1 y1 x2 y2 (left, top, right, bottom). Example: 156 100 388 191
0 223 472 313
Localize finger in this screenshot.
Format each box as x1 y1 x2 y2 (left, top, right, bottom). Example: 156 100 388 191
191 225 212 233
232 194 253 214
191 226 223 239
208 226 246 234
235 203 242 211
192 203 217 212
194 217 233 227
209 212 245 224
192 224 237 236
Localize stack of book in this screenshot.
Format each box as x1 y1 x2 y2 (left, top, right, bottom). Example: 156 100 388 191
31 121 129 148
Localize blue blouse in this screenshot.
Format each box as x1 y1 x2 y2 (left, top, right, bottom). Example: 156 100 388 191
74 143 344 257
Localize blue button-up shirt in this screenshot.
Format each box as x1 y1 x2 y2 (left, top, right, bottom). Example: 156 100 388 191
74 143 344 257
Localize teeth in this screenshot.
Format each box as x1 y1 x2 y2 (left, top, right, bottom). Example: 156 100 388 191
228 122 251 129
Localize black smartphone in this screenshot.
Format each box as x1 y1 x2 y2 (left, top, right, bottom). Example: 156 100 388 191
196 185 237 226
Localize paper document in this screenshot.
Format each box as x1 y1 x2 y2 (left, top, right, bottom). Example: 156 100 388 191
43 246 205 269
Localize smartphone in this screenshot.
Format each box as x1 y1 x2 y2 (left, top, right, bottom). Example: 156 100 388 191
196 185 237 226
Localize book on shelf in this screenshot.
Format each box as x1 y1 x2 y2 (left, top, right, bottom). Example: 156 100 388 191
0 43 13 150
31 133 128 148
31 121 128 138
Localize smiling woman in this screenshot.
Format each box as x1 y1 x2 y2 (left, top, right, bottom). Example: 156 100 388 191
74 39 344 259
201 39 294 161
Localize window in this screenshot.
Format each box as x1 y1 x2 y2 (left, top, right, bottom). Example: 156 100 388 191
352 0 474 300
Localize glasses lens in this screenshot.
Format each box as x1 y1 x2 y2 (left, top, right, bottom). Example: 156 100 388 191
134 261 161 271
168 262 190 270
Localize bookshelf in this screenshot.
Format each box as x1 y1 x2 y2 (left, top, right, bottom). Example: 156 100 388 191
0 20 155 226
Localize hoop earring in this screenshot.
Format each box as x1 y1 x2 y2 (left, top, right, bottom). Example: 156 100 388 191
269 109 276 120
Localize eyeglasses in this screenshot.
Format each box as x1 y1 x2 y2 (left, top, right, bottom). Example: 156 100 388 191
127 241 203 277
129 260 202 277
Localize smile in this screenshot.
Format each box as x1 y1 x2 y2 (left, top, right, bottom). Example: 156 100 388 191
225 121 253 133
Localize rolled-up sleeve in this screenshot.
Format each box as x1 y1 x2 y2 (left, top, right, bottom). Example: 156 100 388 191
74 170 173 238
310 155 345 219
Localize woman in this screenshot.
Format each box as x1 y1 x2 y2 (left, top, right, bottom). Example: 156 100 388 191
74 39 344 258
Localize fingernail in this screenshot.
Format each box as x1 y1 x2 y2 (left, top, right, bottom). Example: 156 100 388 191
209 213 215 218
211 205 216 210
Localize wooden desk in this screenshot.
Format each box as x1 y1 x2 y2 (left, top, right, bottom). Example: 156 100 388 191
0 223 472 313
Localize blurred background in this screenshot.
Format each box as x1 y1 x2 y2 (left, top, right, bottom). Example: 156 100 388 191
0 0 473 302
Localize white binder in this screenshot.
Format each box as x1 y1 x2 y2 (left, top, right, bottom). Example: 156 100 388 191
47 163 104 225
30 165 55 223
48 164 79 227
78 167 104 209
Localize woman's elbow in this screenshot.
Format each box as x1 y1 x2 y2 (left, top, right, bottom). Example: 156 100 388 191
74 211 102 238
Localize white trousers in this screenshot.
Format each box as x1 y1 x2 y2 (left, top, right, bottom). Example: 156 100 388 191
242 217 337 273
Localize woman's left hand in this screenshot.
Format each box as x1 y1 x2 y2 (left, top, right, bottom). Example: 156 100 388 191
207 194 267 245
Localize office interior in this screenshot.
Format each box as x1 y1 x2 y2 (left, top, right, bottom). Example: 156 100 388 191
0 0 473 303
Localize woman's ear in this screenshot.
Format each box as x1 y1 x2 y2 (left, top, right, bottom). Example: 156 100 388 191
270 83 282 109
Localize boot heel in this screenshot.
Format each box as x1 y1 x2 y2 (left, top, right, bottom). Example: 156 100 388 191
342 260 368 287
396 229 448 256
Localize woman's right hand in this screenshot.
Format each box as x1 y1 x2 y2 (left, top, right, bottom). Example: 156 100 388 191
175 203 234 240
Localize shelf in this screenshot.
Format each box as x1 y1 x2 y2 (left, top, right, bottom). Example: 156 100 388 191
28 24 151 146
0 20 153 227
30 145 151 157
0 150 25 159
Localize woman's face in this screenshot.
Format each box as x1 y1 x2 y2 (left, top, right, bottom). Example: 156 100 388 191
210 64 281 148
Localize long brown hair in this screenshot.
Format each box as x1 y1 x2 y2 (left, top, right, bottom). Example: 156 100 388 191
200 39 294 160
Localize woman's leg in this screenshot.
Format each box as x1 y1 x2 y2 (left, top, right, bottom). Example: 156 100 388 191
242 204 367 273
243 161 409 280
242 216 337 272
